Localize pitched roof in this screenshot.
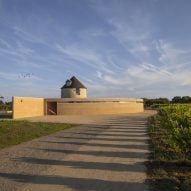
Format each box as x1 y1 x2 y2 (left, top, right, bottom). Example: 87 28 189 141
61 76 87 89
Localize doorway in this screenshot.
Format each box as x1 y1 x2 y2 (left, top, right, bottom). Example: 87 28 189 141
47 102 57 115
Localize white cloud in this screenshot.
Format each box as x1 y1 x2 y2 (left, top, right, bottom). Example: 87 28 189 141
128 43 149 55
0 38 11 48
56 43 115 74
1 0 191 100
13 26 47 45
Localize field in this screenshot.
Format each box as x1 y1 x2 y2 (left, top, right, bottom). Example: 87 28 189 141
0 120 73 149
148 104 191 191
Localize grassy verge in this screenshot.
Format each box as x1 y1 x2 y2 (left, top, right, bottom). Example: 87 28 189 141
147 114 191 191
0 120 74 149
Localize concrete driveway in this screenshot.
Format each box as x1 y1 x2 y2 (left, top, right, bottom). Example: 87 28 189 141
0 111 155 191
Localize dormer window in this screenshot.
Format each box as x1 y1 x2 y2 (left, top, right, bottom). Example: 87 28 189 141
66 80 72 87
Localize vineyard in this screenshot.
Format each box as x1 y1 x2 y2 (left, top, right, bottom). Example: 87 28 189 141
148 104 191 191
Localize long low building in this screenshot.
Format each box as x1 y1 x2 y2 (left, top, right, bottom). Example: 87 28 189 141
12 97 144 119
12 76 144 119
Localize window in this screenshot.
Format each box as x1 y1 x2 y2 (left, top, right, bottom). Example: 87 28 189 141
76 88 80 95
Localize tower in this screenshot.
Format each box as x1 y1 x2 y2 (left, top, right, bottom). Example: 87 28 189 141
61 76 87 98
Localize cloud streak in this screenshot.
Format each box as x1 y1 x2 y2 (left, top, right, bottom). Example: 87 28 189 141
0 0 191 100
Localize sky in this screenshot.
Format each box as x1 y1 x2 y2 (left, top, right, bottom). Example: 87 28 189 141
0 0 191 101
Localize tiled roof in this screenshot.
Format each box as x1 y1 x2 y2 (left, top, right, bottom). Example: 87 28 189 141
61 76 87 89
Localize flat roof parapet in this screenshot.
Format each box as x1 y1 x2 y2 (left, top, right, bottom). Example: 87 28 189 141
45 98 143 103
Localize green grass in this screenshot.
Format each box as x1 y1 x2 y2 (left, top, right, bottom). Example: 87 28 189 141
147 114 191 191
0 120 74 149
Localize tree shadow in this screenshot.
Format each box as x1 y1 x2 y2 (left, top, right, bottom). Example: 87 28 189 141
17 157 146 172
65 132 148 137
40 141 149 150
55 136 148 143
103 126 147 131
34 148 149 159
86 129 147 133
91 125 147 128
0 172 148 191
81 127 147 133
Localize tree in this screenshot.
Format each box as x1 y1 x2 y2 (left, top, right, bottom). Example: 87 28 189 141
143 97 170 107
172 96 182 103
171 96 191 103
181 96 191 103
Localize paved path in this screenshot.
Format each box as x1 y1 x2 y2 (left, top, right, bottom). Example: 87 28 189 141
0 111 155 191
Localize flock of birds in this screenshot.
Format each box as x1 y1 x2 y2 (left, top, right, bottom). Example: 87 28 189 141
0 73 35 100
18 73 34 79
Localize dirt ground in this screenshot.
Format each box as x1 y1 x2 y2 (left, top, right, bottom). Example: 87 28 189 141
0 110 156 191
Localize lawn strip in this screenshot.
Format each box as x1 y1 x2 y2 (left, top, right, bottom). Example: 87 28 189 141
0 120 74 149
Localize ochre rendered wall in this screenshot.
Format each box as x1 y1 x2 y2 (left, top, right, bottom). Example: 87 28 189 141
57 102 143 115
13 97 44 119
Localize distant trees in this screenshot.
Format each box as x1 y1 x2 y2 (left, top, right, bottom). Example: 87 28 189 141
172 96 191 103
143 98 170 108
0 96 4 104
144 96 191 108
0 96 12 111
0 103 8 111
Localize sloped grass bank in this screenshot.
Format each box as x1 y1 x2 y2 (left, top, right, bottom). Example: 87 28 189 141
0 120 73 149
148 107 191 191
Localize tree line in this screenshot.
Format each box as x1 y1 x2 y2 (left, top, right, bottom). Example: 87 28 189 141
143 96 191 107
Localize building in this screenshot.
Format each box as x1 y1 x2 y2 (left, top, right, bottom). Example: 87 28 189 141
12 76 144 119
61 76 87 98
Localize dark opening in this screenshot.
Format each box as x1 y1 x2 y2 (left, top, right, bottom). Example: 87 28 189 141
47 102 57 115
76 88 80 95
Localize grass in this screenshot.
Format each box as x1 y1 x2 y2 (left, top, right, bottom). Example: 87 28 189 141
147 114 191 191
0 120 74 149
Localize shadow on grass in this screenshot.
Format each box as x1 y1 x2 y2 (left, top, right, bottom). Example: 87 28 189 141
146 160 191 191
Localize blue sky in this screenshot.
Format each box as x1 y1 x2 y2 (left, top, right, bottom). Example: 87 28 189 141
0 0 191 101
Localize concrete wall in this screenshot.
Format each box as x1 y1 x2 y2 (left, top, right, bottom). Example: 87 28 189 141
57 100 143 115
61 88 87 98
12 97 44 119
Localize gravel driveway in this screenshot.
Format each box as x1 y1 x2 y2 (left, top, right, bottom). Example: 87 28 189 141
0 111 155 191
